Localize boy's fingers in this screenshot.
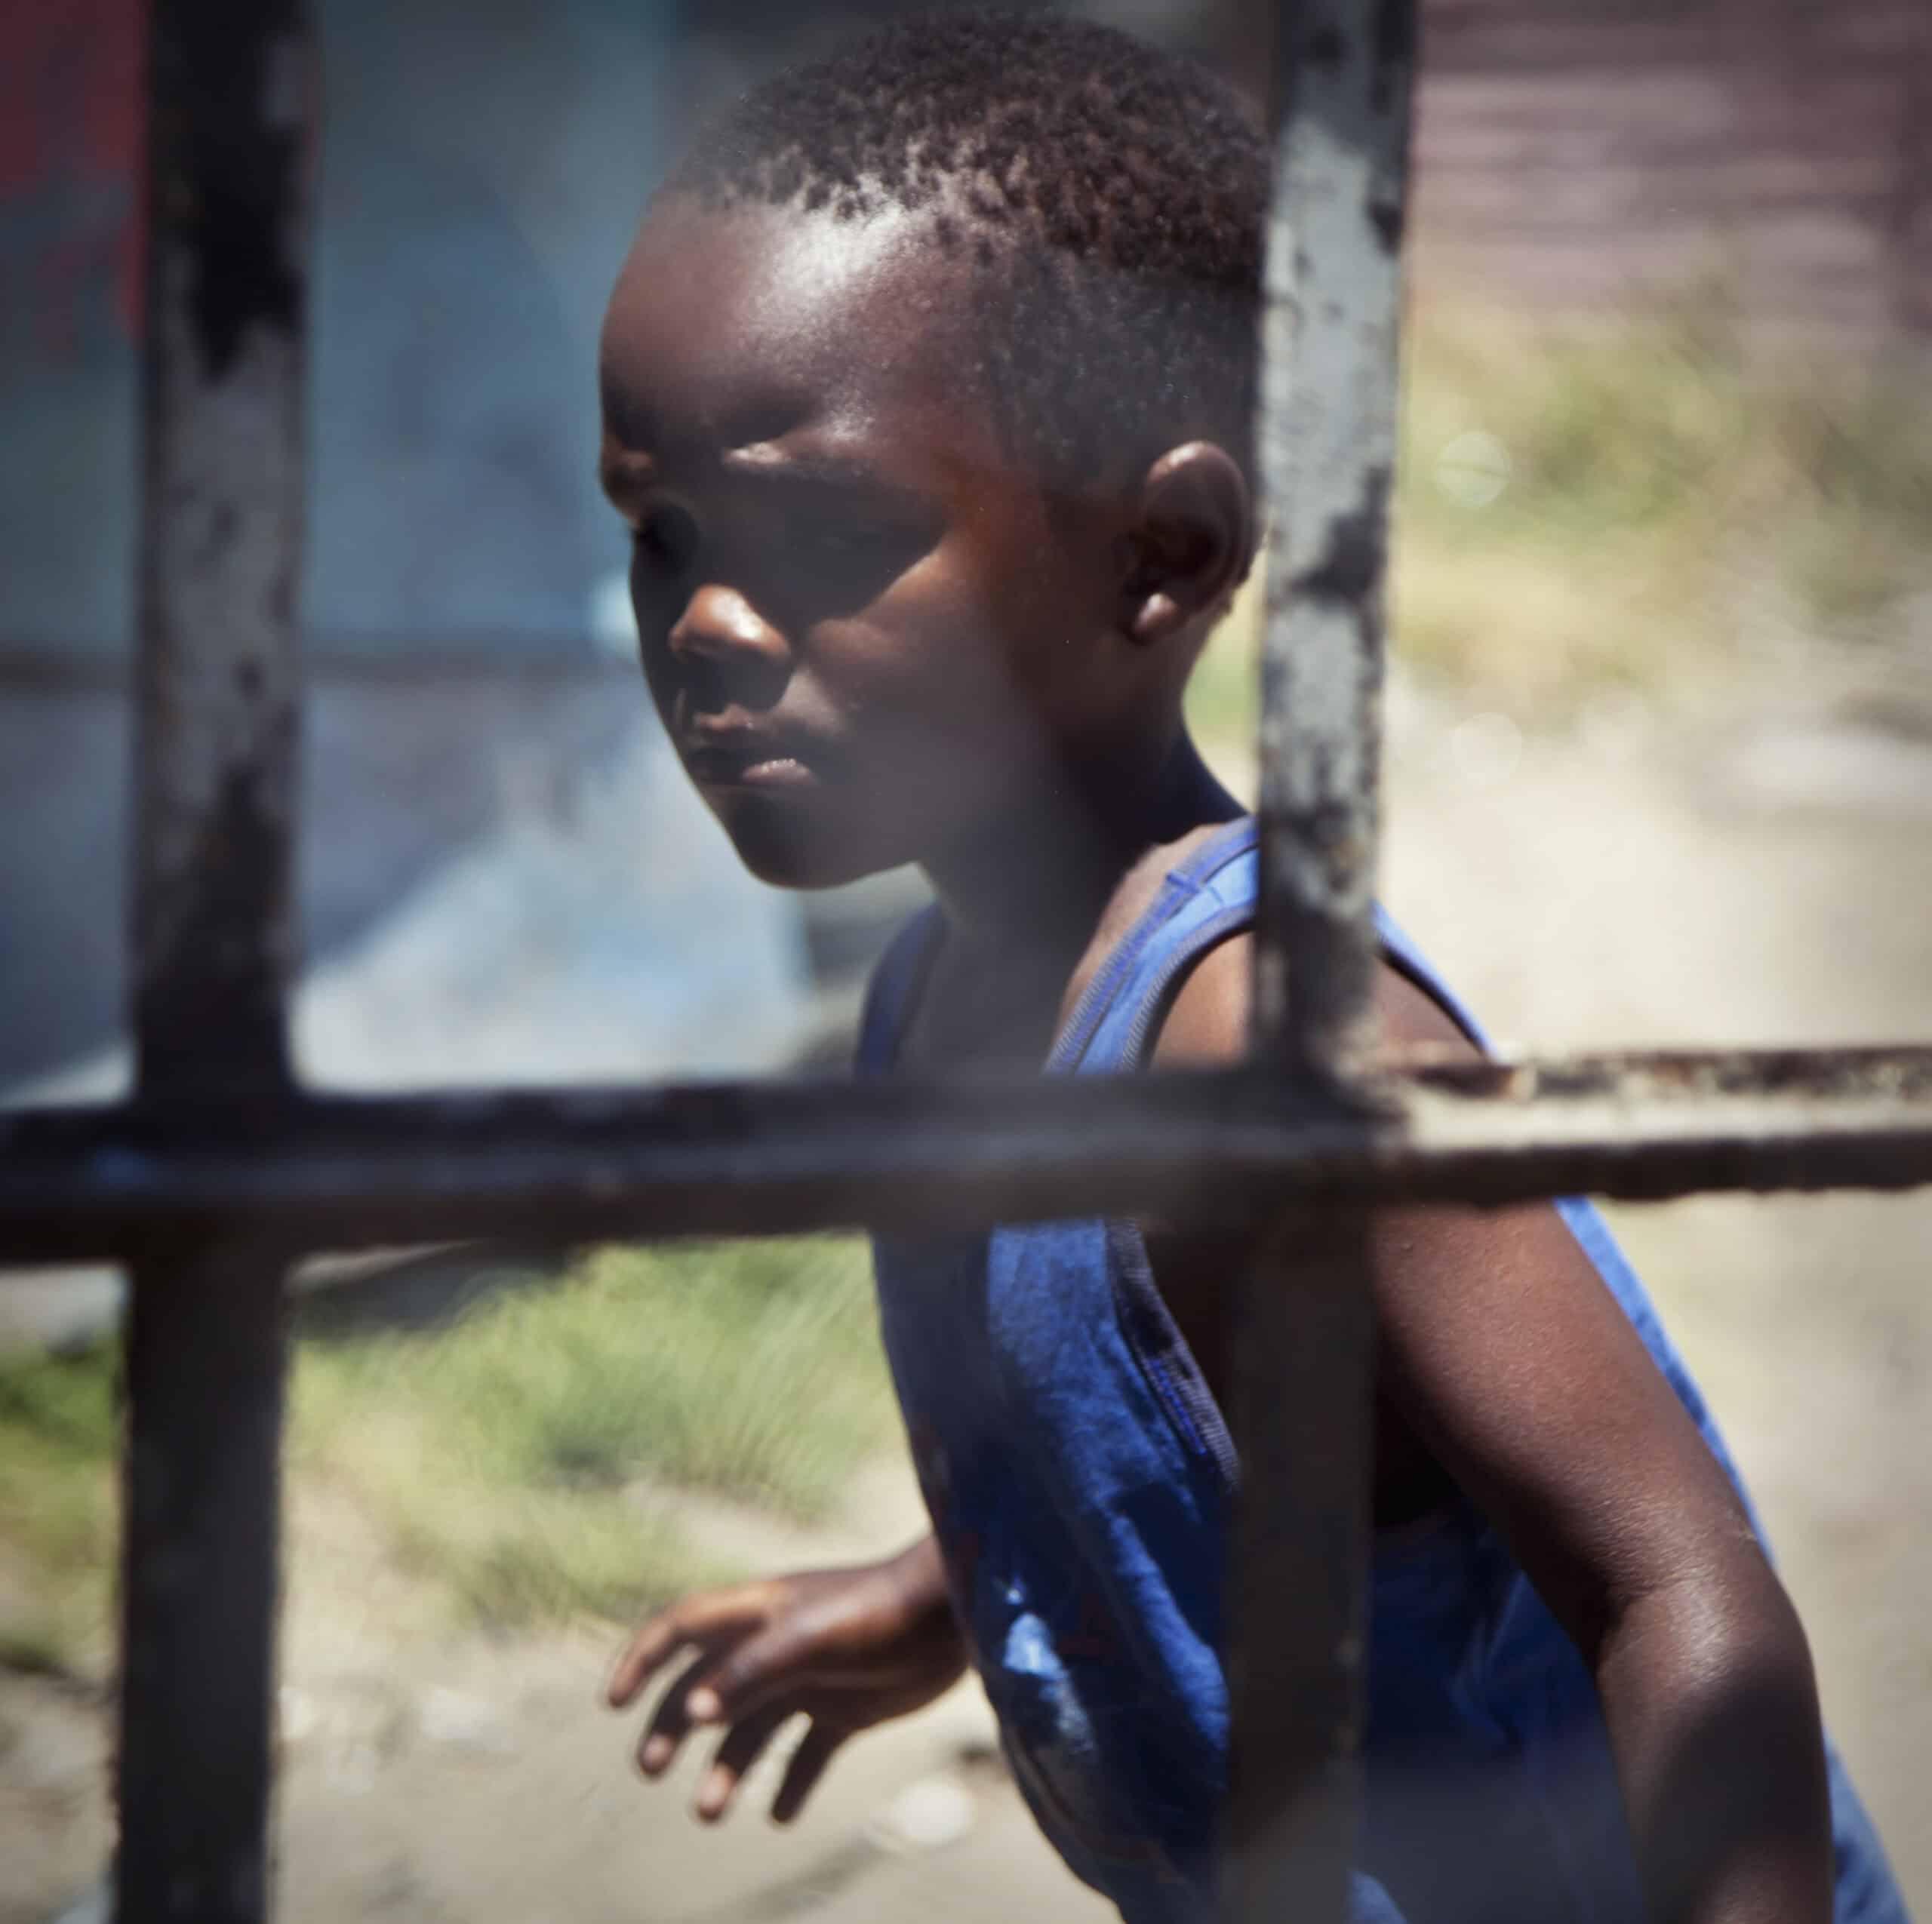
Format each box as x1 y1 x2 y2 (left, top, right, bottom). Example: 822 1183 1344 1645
693 1704 795 1824
770 1720 845 1825
608 1589 767 1708
609 1612 698 1710
683 1618 820 1727
636 1651 719 1778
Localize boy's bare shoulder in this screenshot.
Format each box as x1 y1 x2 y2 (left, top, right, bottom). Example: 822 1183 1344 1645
1151 930 1478 1066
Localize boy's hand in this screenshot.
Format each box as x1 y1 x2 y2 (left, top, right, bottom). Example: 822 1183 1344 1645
607 1535 968 1824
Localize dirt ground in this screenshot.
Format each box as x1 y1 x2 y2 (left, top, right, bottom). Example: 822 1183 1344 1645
5 673 1930 1921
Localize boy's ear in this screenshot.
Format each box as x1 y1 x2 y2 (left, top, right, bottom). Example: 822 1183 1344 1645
1115 441 1254 647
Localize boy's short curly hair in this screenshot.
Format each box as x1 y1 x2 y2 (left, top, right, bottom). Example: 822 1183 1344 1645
663 9 1269 488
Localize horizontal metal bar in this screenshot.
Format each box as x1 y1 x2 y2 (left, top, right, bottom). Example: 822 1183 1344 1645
2 1045 1928 1265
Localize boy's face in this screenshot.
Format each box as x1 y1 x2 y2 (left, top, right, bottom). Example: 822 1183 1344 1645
599 198 1138 889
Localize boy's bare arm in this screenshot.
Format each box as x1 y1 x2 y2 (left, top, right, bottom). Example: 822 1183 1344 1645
1154 938 1834 1924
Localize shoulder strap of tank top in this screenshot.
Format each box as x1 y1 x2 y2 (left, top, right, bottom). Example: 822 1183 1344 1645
854 903 943 1076
854 831 1491 1077
856 822 1257 1080
1371 905 1491 1053
1053 817 1261 1072
1065 818 1495 1071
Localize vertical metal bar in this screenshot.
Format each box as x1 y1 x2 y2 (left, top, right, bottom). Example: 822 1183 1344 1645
1251 0 1413 1084
1229 2 1416 1919
118 1 312 1917
118 1240 295 1924
131 2 307 1096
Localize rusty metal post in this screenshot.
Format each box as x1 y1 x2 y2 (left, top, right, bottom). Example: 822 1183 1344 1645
1231 0 1416 1918
118 0 312 1916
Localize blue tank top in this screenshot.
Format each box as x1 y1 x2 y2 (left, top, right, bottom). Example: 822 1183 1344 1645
857 817 1907 1924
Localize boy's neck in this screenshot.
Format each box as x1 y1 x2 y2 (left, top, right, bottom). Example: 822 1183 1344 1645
920 730 1243 976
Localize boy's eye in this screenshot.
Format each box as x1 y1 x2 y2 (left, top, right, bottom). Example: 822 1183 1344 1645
633 504 700 576
785 514 926 586
804 522 896 558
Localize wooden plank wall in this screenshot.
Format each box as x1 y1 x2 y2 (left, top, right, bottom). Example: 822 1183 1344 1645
1412 0 1932 336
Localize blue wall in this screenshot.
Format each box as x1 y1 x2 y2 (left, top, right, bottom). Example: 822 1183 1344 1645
0 0 682 662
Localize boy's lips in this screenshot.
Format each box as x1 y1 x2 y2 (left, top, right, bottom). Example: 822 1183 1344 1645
681 730 820 789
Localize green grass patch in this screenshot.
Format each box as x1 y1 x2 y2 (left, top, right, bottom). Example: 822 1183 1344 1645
0 1339 119 1674
289 1236 893 1629
0 1238 894 1649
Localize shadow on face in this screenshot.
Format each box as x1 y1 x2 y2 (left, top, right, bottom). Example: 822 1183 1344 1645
598 197 1251 890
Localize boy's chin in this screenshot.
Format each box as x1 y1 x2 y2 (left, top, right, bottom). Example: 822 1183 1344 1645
718 810 901 893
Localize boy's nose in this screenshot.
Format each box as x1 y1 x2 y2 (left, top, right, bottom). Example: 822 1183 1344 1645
669 584 787 663
667 582 790 708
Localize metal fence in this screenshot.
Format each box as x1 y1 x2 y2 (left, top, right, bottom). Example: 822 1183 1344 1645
3 0 1930 1919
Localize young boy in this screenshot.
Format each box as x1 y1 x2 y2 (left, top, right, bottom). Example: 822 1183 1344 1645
595 14 1909 1921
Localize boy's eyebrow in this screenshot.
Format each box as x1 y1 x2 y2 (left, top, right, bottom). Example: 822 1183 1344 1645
720 444 896 492
598 436 927 509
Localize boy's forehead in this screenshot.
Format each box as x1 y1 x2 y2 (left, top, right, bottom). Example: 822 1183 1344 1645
601 199 986 457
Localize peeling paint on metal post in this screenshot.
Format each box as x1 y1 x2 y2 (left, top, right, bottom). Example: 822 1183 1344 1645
131 2 307 1092
118 2 312 1918
1233 2 1415 1919
1253 0 1413 1080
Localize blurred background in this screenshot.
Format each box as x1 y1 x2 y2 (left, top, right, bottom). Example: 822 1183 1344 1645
3 2 1930 1919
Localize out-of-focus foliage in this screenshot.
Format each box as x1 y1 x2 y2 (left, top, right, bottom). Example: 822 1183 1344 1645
0 1238 894 1665
288 1235 893 1630
0 1342 118 1678
1189 297 1932 737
